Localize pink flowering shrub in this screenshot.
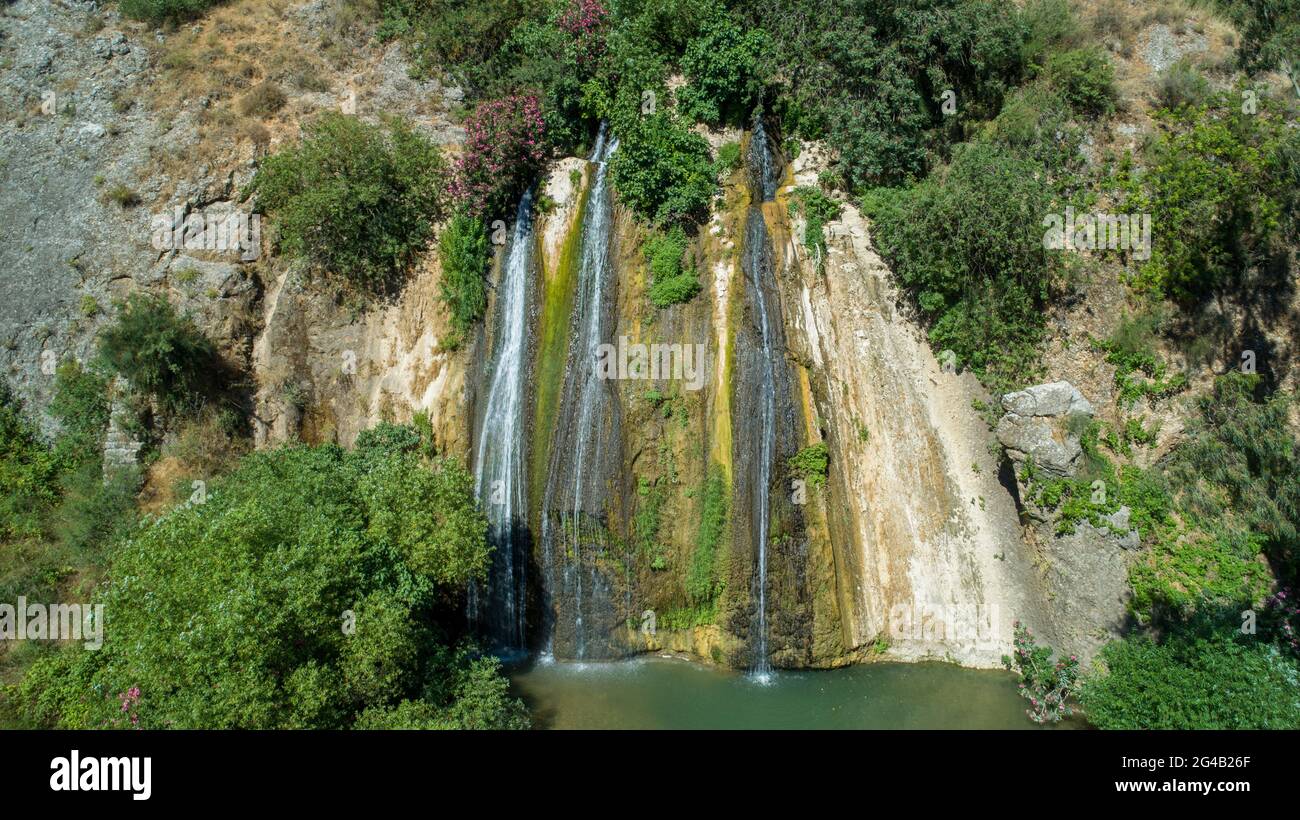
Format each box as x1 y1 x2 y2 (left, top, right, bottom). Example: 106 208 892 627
104 686 142 729
1001 621 1080 724
450 94 546 218
557 0 609 69
1264 587 1299 656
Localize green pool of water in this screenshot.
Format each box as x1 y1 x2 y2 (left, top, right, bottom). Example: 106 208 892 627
510 654 1066 729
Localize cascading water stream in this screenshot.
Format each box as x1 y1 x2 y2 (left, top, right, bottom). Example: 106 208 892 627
541 125 618 660
469 188 535 652
746 120 781 681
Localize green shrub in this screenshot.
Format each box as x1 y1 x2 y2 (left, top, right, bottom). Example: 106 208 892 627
15 427 524 729
1157 59 1211 111
714 141 741 177
644 226 701 307
1020 0 1081 68
610 110 715 227
987 85 1083 171
1043 47 1115 117
0 385 61 541
119 0 220 24
786 186 842 260
97 293 218 416
1001 621 1079 724
1167 373 1299 583
48 360 110 471
1081 619 1300 729
248 112 447 294
687 469 728 606
865 141 1053 393
437 211 491 335
788 442 829 488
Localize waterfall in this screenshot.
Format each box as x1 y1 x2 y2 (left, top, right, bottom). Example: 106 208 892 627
540 125 620 660
745 120 781 680
469 188 535 652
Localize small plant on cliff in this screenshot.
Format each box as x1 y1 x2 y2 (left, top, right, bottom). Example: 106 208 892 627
97 293 219 416
437 211 491 344
450 94 546 220
788 442 829 488
644 226 701 308
1001 621 1079 724
787 185 842 263
248 112 447 295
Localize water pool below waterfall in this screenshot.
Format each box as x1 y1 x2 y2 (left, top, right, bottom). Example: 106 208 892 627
509 655 1076 729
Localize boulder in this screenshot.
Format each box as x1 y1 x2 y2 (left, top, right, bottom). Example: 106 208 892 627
996 381 1094 478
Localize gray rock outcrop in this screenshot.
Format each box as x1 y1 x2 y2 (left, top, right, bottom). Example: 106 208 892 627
996 381 1094 478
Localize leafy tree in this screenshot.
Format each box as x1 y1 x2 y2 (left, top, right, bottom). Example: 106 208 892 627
248 113 447 294
16 426 525 729
97 293 218 416
1125 98 1296 300
864 140 1053 392
678 11 769 125
610 110 715 226
745 0 1026 189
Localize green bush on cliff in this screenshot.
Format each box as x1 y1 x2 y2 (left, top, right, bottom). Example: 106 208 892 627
16 425 526 730
789 442 829 488
644 226 702 307
437 211 492 341
864 140 1053 393
787 186 842 260
610 110 715 227
97 293 220 416
248 112 447 295
687 469 728 607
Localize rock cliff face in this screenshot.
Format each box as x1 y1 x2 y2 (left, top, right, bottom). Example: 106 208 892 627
491 131 1127 670
1 0 1136 672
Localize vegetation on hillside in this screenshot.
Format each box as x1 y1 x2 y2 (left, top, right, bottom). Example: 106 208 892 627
10 422 526 730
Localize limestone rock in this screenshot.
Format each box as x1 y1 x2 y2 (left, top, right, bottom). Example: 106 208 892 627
996 381 1094 478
